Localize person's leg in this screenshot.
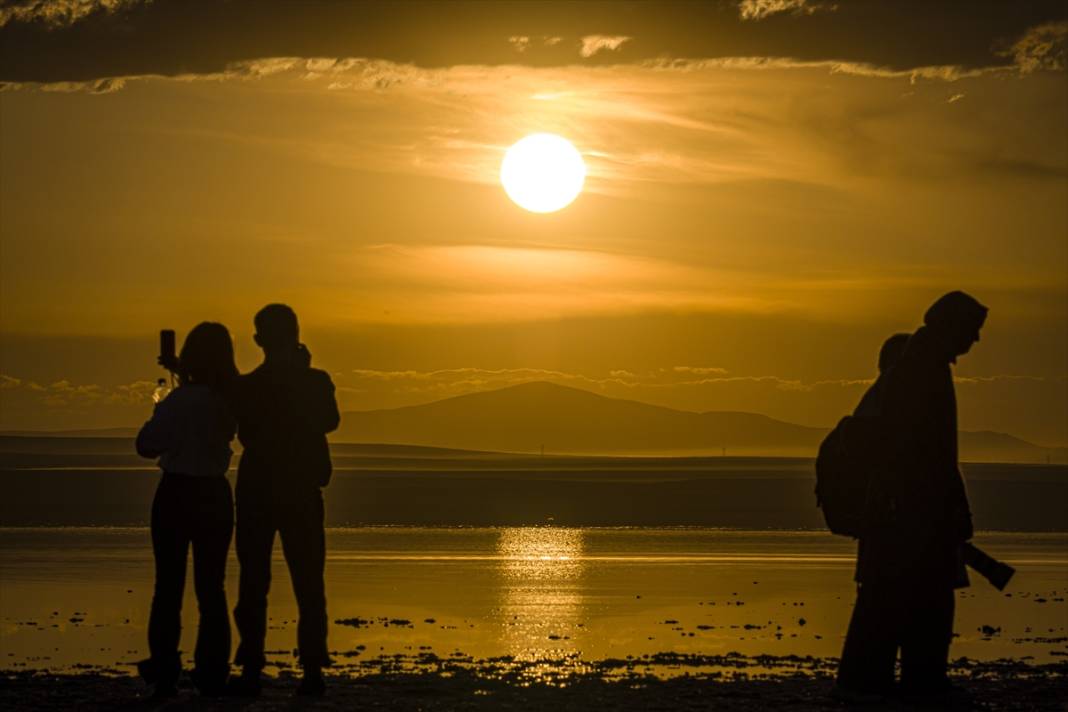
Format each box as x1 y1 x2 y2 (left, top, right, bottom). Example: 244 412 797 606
900 586 955 697
277 488 329 692
232 489 275 681
836 582 899 697
190 478 234 694
146 477 189 692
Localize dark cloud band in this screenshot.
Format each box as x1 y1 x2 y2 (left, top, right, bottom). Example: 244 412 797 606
1 0 1065 84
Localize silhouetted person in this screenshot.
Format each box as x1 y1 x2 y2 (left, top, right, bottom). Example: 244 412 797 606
231 304 339 697
836 291 987 703
851 333 911 418
135 322 239 699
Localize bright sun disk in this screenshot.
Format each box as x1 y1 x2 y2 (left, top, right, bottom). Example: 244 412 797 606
500 133 586 213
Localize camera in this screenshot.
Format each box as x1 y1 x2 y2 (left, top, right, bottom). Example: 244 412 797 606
963 543 1015 591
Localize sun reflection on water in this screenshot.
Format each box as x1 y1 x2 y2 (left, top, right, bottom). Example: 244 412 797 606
496 528 586 663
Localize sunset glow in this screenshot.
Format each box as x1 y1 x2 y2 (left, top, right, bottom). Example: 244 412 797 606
1 3 1067 707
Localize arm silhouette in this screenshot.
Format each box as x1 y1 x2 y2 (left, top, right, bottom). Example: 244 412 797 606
136 396 178 458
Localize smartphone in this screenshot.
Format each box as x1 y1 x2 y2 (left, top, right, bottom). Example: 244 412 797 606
159 330 176 370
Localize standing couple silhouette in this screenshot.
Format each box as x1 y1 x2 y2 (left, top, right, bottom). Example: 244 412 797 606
135 304 338 699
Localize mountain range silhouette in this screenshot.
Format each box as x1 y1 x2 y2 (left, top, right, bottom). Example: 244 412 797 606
337 381 1059 462
5 381 1059 463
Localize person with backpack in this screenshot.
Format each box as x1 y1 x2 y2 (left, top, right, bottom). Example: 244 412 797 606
814 333 909 540
832 292 987 703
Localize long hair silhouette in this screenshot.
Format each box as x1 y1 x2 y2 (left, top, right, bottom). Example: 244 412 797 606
177 322 239 391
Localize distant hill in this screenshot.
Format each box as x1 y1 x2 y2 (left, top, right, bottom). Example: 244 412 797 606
5 382 1060 463
338 381 1061 463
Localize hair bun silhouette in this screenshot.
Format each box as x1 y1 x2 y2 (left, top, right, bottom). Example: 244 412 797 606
923 291 987 332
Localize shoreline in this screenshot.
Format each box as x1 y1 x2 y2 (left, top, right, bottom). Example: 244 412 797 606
2 655 1065 711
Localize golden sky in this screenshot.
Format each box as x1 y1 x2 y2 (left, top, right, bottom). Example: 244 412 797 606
1 1 1066 444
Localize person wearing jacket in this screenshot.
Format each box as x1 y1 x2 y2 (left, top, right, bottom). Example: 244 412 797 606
230 304 340 697
135 322 239 699
836 291 986 703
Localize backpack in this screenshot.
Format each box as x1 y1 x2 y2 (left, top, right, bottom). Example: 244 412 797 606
815 415 884 538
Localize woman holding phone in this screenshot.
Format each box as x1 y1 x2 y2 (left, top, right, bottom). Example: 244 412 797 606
135 322 239 698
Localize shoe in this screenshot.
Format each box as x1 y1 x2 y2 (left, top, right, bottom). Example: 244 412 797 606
136 658 158 685
227 668 263 698
296 669 326 697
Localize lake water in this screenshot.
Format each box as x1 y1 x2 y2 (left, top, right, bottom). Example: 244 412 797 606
1 528 1065 674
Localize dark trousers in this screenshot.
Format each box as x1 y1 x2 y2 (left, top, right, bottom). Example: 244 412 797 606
233 486 328 670
148 474 234 686
837 581 955 695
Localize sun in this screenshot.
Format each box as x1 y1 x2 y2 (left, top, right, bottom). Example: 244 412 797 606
500 133 586 213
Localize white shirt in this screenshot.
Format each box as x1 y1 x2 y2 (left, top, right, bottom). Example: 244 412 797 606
136 384 236 477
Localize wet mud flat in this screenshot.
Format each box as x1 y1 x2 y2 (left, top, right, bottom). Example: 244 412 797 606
2 655 1065 711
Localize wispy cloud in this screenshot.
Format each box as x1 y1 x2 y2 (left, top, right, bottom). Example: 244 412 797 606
341 244 953 324
644 56 997 83
0 373 156 407
343 366 1040 401
508 35 564 54
737 0 834 21
579 35 631 58
338 366 820 402
673 366 729 376
0 49 1039 99
508 36 532 53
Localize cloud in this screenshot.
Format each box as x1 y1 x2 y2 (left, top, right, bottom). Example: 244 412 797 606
339 367 640 405
579 35 632 58
339 365 873 401
34 76 126 93
673 366 729 375
337 366 1061 406
1005 21 1068 73
0 373 155 407
2 1 1064 84
0 0 144 28
953 374 1053 385
644 56 996 83
738 0 833 21
507 35 565 54
0 54 1007 97
1 374 28 389
336 366 876 405
948 92 965 103
0 56 440 94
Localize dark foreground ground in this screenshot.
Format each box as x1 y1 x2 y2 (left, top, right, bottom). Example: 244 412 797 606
2 655 1065 711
